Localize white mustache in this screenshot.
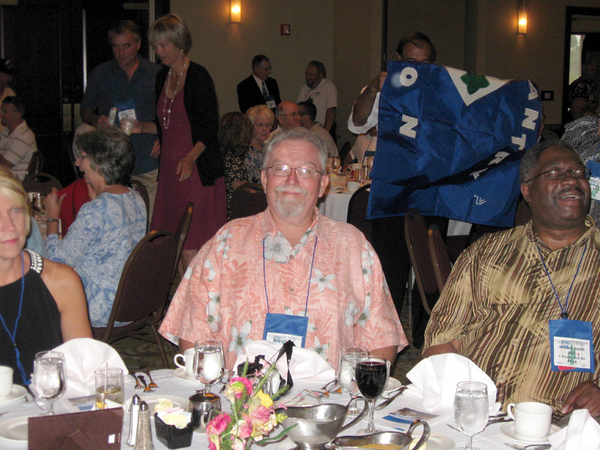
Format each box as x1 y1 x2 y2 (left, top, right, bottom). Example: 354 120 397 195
274 185 307 195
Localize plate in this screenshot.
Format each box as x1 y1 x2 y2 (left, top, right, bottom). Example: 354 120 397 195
0 415 29 442
0 385 27 404
124 395 188 414
416 432 455 450
500 423 559 444
383 377 403 396
173 368 197 383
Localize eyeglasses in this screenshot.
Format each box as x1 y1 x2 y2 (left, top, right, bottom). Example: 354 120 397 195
267 164 323 179
525 167 591 184
279 112 299 117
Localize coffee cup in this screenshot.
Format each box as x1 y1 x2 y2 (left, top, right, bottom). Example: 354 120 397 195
507 401 552 440
0 366 13 399
347 181 360 193
174 348 195 378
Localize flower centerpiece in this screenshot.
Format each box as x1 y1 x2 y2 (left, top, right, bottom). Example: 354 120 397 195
206 363 292 450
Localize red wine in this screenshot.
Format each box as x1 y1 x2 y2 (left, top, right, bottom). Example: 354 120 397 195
356 360 387 400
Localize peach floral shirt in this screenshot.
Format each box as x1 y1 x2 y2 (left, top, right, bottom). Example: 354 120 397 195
160 208 407 370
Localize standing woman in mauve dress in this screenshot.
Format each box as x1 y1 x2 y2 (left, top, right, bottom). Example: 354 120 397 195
134 14 227 269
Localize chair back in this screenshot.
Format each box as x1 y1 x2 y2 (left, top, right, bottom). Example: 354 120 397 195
404 210 438 315
428 224 453 293
22 173 63 194
129 180 150 232
25 151 43 176
172 202 194 281
514 196 531 226
338 141 352 166
346 184 372 243
230 182 267 219
101 229 177 330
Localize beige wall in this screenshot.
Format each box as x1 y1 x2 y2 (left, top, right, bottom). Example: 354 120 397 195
170 0 600 139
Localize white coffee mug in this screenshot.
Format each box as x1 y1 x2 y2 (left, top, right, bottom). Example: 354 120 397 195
0 366 13 399
174 348 195 378
507 401 552 439
347 181 360 193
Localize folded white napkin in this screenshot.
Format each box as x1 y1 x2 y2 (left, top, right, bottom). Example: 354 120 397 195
233 340 335 383
548 409 600 450
405 354 499 412
53 338 128 397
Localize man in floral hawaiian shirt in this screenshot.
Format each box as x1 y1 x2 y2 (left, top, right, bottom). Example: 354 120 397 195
160 127 407 370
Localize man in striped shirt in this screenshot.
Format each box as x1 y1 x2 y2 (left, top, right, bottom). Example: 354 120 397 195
424 140 600 418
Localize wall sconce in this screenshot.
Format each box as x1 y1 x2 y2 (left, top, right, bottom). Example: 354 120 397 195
518 0 527 34
230 0 241 23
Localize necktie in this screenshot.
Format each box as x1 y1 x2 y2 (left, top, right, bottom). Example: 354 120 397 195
262 81 268 97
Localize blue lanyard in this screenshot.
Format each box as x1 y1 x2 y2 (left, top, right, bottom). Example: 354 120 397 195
262 236 318 317
0 251 30 384
537 244 587 319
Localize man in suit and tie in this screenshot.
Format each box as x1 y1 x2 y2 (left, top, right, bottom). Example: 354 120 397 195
237 55 282 114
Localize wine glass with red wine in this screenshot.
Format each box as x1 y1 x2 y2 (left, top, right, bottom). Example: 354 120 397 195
355 356 390 435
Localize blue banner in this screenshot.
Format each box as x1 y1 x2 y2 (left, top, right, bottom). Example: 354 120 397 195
368 61 542 227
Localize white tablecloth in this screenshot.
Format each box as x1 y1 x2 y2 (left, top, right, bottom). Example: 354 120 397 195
318 188 353 223
0 369 556 449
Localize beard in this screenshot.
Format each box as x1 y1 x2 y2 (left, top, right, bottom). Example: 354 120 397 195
274 185 308 217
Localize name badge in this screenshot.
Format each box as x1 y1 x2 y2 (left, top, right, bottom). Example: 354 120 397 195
264 95 277 109
263 313 308 348
549 319 594 373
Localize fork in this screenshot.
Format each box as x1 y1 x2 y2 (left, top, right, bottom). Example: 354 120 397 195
131 373 143 389
144 371 158 389
505 444 551 450
137 375 152 393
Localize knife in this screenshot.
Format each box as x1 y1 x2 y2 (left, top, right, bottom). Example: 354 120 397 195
375 386 407 410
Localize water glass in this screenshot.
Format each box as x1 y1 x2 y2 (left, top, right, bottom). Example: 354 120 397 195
95 367 124 409
193 340 225 392
338 347 368 415
453 381 489 450
32 351 66 415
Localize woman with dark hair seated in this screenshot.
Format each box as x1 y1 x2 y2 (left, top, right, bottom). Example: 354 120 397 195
44 128 147 327
0 167 92 385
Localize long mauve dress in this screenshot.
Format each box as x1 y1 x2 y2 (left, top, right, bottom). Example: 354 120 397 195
151 85 227 250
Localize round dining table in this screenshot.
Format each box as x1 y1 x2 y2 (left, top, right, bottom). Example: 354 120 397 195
0 368 561 449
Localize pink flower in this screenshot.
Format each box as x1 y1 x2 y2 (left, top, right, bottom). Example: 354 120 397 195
247 404 271 428
234 417 253 439
225 377 253 403
206 413 232 436
231 377 253 397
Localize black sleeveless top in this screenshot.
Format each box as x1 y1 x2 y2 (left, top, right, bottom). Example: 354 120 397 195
0 251 62 385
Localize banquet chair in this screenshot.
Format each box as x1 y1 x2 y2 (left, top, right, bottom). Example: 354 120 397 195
346 184 373 243
428 224 453 293
230 182 267 219
129 179 150 231
25 151 43 177
172 202 194 282
404 210 439 315
514 196 531 226
22 173 63 195
92 229 178 368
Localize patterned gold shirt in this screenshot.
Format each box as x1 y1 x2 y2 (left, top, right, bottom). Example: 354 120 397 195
424 217 600 411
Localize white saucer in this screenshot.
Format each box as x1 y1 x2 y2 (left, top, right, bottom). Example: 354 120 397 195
173 368 197 382
0 385 27 404
0 415 29 442
383 377 403 396
500 422 559 444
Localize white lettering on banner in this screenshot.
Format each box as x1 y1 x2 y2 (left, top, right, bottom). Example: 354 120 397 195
399 115 418 138
528 80 539 100
522 108 539 130
470 168 487 180
475 195 486 205
489 151 509 165
511 134 526 150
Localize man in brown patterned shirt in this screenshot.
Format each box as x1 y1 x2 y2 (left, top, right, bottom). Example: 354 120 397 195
424 140 600 418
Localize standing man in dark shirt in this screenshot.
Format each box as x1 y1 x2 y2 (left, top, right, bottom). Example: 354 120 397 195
237 55 281 114
81 20 161 218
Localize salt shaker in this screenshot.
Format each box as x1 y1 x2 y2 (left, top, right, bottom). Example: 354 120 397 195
133 401 154 450
126 395 140 447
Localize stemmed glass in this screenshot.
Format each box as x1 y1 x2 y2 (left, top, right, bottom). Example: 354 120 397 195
193 339 225 393
328 156 341 173
338 347 369 416
453 381 489 450
355 356 390 435
31 351 66 415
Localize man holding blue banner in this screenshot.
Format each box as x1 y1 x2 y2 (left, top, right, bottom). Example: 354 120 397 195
424 141 600 417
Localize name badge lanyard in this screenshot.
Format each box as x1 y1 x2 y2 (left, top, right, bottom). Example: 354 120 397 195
261 237 318 347
538 244 595 373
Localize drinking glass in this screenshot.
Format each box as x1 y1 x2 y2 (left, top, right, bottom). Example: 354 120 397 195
193 340 225 392
32 351 66 415
338 347 369 416
355 356 389 435
329 156 341 173
453 381 489 450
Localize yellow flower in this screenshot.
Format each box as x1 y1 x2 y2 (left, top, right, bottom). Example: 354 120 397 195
254 390 273 408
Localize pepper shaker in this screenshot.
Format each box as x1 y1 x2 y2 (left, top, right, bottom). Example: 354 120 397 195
133 401 154 450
